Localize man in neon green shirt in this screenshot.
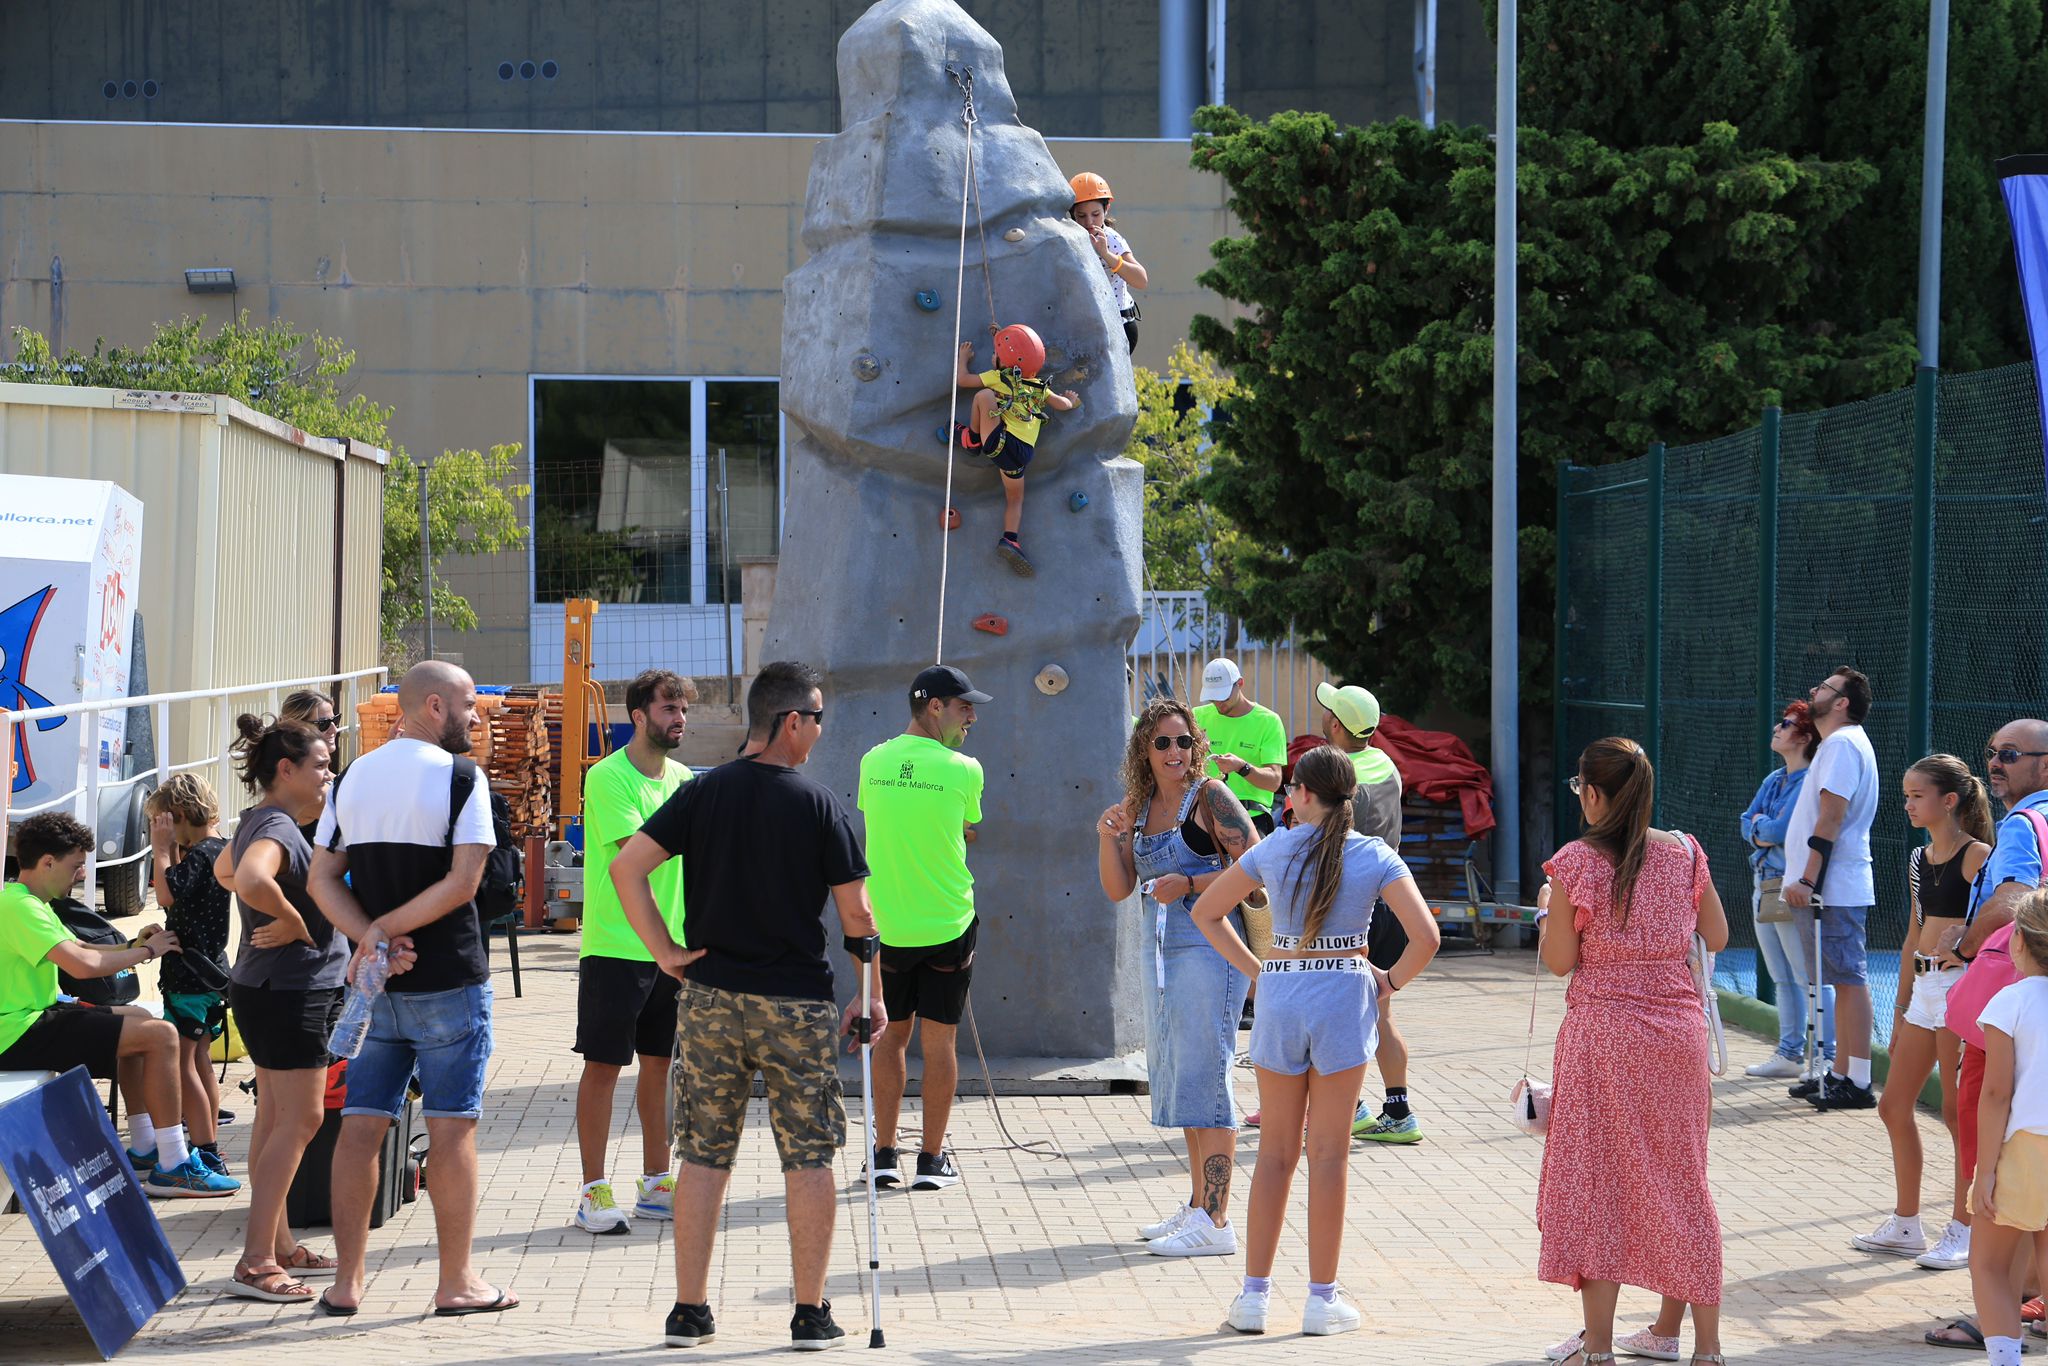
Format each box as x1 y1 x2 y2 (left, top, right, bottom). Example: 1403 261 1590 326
1 812 237 1196
857 664 989 1192
1314 681 1425 1146
572 669 695 1234
1194 657 1286 834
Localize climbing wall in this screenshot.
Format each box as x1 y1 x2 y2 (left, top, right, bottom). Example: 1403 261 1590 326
767 0 1145 1063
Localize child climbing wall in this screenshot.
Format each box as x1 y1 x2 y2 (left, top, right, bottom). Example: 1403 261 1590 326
1070 172 1147 354
953 324 1079 578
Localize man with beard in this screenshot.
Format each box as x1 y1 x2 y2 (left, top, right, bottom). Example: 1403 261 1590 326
857 665 991 1191
570 670 698 1233
311 660 515 1316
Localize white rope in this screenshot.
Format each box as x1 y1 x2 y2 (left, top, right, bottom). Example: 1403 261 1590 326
936 73 978 666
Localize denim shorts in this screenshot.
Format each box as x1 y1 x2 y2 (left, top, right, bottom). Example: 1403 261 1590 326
342 982 494 1121
1247 958 1381 1076
1819 903 1871 986
1145 907 1249 1129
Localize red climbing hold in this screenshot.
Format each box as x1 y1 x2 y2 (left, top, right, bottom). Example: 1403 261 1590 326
944 506 962 530
972 613 1009 636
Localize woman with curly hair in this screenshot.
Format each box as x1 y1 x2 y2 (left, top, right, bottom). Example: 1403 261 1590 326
1096 697 1262 1258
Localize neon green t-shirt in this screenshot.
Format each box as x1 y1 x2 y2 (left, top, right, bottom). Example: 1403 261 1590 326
580 748 692 961
0 882 72 1055
858 733 985 948
1193 702 1287 814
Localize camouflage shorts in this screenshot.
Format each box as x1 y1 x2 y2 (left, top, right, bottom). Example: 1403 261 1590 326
671 980 845 1172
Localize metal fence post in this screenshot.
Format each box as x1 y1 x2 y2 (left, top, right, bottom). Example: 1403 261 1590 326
1907 367 1937 766
1644 442 1666 823
1554 465 1573 848
1756 407 1782 1009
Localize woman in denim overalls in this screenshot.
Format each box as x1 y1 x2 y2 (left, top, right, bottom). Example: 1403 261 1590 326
1097 699 1262 1258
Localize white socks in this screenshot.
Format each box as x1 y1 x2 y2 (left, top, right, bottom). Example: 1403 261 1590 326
155 1123 190 1171
129 1115 157 1155
1986 1336 2023 1366
1185 1207 1217 1230
1241 1276 1271 1294
1848 1057 1873 1088
1895 1213 1924 1241
1308 1281 1338 1303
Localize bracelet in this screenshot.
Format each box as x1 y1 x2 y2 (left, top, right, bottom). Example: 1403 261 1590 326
1108 256 1125 274
143 944 157 961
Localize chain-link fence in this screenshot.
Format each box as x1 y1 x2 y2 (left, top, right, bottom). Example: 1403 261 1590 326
1556 362 2046 1022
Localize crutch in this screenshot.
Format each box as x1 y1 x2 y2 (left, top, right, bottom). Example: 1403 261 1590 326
853 936 885 1349
1802 898 1824 1078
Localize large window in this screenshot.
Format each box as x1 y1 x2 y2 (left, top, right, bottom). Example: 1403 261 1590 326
531 377 781 607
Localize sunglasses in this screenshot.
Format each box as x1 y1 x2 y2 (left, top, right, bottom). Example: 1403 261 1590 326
1151 734 1196 752
1567 776 1584 796
1773 718 1797 732
1985 746 2048 766
774 707 825 731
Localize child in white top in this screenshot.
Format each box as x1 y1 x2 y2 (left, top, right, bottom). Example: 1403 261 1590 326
1069 172 1148 354
1970 889 2048 1366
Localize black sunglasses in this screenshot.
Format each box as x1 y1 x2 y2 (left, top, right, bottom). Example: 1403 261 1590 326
1985 746 2048 766
775 708 825 730
313 716 338 732
1151 734 1195 752
1773 718 1795 731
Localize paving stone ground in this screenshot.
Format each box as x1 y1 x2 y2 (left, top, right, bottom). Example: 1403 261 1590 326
0 934 2021 1363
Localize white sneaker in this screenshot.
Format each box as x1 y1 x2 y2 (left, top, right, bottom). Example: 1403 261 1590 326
1915 1220 1971 1270
1745 1054 1803 1079
1147 1212 1237 1258
1139 1205 1193 1241
1614 1325 1681 1360
1300 1289 1361 1336
635 1171 676 1220
1850 1214 1926 1257
1545 1331 1586 1362
1225 1289 1269 1334
574 1181 631 1235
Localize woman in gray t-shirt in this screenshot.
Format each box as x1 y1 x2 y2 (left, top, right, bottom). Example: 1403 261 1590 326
220 715 347 1303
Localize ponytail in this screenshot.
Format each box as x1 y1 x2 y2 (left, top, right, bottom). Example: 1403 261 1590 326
232 713 321 793
1909 753 1995 847
1578 737 1655 928
1288 747 1358 946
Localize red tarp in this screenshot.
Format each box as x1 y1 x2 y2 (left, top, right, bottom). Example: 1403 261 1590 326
1284 715 1496 838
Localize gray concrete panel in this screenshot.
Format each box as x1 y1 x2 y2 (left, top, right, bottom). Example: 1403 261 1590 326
765 0 1144 1061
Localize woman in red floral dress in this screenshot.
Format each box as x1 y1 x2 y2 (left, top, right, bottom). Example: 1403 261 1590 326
1537 737 1731 1366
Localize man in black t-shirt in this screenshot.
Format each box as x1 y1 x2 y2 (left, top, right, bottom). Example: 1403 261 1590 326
612 660 884 1352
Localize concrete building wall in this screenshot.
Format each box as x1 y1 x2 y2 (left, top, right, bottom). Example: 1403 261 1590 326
0 119 1232 682
0 0 1495 137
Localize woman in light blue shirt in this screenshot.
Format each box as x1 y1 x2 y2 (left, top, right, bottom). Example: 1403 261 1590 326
1741 700 1833 1077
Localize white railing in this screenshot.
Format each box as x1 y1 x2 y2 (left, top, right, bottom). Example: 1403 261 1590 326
3 666 388 898
1128 591 1334 739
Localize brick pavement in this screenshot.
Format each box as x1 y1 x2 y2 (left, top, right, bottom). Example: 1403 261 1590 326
0 935 2018 1363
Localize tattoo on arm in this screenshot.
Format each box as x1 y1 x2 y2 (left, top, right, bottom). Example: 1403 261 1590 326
1200 1153 1232 1221
1201 781 1258 863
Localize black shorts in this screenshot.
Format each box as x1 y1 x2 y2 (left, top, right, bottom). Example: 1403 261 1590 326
1366 903 1408 972
879 920 978 1027
1120 306 1140 355
985 429 1035 479
575 956 682 1066
230 982 345 1071
0 1003 125 1078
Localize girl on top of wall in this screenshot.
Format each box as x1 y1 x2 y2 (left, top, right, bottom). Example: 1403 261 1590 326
1069 172 1148 354
953 323 1078 579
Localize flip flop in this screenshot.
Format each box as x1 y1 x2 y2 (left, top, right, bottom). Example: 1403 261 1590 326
1926 1319 1985 1349
2026 1298 2046 1323
313 1292 358 1317
432 1290 518 1317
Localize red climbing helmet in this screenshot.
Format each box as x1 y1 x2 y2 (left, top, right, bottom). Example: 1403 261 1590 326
993 324 1045 378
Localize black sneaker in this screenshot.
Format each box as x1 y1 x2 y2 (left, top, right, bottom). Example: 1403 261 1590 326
790 1301 845 1351
664 1301 716 1347
911 1150 961 1190
1787 1075 1823 1100
1810 1073 1876 1110
865 1146 902 1189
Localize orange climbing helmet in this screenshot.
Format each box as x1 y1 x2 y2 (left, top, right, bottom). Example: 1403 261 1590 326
993 324 1046 378
1069 171 1113 207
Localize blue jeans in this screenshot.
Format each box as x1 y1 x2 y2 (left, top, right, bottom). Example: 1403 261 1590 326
1753 881 1834 1060
342 982 494 1120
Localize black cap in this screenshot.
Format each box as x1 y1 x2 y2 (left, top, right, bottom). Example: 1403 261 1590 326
911 664 992 704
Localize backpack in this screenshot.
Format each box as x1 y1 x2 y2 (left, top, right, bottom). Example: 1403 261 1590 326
52 896 141 1006
477 790 523 923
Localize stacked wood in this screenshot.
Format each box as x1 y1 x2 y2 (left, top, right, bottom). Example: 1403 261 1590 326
489 690 554 840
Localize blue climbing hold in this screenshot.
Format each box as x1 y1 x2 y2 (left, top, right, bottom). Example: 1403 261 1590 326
1068 491 1090 512
915 289 941 312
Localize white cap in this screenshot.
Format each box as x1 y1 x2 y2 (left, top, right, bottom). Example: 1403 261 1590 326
1199 657 1241 703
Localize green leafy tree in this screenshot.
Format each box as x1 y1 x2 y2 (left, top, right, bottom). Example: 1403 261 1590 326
2 313 527 660
1127 342 1249 599
1189 107 1915 716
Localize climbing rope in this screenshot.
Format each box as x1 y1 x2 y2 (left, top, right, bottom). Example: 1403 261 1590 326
935 66 979 667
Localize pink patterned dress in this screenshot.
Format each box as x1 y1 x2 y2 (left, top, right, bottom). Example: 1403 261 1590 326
1537 835 1722 1304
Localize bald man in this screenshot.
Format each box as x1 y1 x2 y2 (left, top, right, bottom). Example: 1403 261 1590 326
310 660 516 1316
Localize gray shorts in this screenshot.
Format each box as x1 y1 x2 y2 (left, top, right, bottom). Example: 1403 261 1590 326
1245 957 1381 1076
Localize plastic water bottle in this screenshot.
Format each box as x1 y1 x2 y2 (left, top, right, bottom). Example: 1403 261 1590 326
327 942 392 1060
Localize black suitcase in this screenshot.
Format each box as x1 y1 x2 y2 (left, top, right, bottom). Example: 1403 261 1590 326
285 1094 420 1230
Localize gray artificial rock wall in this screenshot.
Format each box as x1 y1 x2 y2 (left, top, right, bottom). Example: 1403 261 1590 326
767 0 1144 1062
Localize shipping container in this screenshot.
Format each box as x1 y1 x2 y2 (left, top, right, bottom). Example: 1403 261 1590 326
0 382 387 765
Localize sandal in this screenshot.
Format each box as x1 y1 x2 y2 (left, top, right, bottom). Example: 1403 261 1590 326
280 1245 338 1278
227 1263 313 1304
2026 1298 2046 1323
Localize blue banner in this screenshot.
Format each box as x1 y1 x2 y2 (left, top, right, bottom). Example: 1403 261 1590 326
1999 155 2048 485
0 1068 185 1358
